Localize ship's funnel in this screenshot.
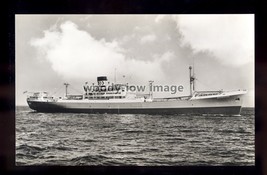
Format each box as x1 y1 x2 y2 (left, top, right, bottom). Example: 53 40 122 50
97 76 108 86
97 76 107 81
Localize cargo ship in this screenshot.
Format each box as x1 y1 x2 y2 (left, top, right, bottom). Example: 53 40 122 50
26 66 247 115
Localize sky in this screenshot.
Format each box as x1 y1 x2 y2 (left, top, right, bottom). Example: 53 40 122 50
15 15 254 106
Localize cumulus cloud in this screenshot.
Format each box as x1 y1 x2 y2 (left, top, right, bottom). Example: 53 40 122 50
30 21 167 83
153 51 175 62
177 14 254 66
140 34 157 44
155 15 167 23
16 15 254 106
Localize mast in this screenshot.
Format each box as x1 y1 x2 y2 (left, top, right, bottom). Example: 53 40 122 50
64 83 69 97
189 66 195 96
149 80 154 99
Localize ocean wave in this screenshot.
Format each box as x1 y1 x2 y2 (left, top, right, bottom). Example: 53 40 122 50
15 107 255 166
17 144 45 153
70 154 111 165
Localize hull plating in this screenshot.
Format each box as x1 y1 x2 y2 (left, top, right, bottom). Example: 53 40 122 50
27 97 243 115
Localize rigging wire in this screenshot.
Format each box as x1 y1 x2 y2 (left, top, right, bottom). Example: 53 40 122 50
191 57 221 91
69 85 84 95
194 78 221 91
50 83 84 96
50 85 65 96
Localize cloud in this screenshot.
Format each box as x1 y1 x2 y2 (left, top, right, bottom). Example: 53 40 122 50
155 15 166 23
16 15 254 106
30 21 167 83
153 51 175 62
140 34 156 44
176 14 254 66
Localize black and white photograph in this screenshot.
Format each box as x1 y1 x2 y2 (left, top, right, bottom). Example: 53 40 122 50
15 14 254 166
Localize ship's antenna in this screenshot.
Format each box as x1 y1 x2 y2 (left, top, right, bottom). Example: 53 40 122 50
189 66 195 96
64 83 69 97
193 57 196 91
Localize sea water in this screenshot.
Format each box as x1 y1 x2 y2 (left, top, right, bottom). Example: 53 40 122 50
16 106 254 166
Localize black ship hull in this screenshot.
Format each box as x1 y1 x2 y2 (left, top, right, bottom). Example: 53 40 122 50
28 101 242 115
